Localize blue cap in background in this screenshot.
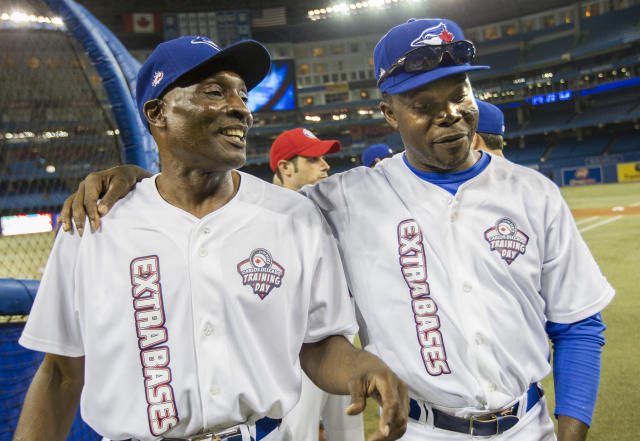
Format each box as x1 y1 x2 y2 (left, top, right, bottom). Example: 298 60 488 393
362 144 393 167
476 100 505 136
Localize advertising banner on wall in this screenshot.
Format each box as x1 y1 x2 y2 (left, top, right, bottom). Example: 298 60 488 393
562 166 602 186
617 162 640 182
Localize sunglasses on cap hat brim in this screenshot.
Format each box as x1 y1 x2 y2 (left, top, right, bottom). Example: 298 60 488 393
377 40 476 87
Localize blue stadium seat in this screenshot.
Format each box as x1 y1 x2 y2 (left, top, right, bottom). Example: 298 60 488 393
572 4 640 57
521 35 574 68
609 133 640 154
546 139 575 160
524 100 575 132
505 143 547 164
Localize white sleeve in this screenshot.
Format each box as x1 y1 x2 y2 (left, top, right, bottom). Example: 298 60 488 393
298 174 350 241
541 190 615 323
303 207 358 343
19 230 84 357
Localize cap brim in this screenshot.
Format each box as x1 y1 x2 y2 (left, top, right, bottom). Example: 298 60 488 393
381 64 490 95
298 139 341 157
182 40 271 91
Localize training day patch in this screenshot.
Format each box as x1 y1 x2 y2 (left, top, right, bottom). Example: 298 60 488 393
237 248 285 299
484 218 529 265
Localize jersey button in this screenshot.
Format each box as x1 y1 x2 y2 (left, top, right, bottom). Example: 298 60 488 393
451 213 458 222
198 247 208 257
209 384 220 396
203 227 211 234
203 324 214 336
489 383 497 392
463 281 472 293
475 334 484 345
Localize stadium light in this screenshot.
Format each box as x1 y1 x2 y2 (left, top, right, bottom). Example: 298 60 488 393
308 0 423 21
1 11 63 26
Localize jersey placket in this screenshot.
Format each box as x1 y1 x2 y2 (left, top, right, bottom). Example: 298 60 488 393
443 189 500 410
188 218 230 430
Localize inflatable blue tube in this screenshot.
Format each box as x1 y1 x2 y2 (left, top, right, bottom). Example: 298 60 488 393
0 279 39 315
75 3 159 172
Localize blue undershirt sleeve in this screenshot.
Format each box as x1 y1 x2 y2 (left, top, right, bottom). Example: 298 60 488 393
545 313 606 427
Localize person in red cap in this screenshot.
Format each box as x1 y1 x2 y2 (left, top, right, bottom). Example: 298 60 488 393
269 128 364 441
270 128 340 191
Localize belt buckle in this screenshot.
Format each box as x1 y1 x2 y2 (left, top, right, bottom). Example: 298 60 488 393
469 406 516 436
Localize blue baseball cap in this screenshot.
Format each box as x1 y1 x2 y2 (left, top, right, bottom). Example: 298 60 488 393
136 36 271 128
476 100 505 136
362 144 393 167
374 18 489 94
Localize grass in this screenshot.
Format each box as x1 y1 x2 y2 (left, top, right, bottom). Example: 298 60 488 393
363 182 640 440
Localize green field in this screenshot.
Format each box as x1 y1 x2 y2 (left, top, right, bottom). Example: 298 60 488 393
363 181 640 440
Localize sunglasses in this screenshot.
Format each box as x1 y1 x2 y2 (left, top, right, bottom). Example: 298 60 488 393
377 40 477 87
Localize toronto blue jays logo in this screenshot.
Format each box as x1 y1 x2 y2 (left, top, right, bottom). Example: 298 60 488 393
484 218 529 265
190 36 220 50
237 248 285 299
151 71 164 87
411 22 455 47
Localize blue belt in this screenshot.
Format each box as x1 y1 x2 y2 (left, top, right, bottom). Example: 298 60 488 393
159 416 281 441
408 383 543 437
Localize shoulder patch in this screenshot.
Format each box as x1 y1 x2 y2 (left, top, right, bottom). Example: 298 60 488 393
484 218 529 265
237 248 285 299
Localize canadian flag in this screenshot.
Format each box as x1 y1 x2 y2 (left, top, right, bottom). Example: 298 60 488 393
124 13 162 33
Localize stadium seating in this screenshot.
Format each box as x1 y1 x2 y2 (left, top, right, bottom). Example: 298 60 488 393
474 47 521 77
505 141 547 164
546 136 610 161
609 133 640 154
520 35 575 68
521 100 576 133
572 4 640 57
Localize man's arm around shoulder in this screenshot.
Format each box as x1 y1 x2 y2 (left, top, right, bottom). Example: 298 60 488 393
13 354 84 441
300 335 408 441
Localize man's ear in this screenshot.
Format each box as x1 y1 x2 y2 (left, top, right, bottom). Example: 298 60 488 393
380 98 399 130
277 160 293 178
143 99 165 128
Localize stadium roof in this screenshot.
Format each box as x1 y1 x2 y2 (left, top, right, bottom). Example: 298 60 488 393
73 0 579 43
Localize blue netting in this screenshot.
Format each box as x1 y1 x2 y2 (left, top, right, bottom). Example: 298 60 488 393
1 313 100 440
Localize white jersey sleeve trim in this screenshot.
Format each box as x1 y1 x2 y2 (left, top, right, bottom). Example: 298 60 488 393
545 284 615 324
19 333 85 357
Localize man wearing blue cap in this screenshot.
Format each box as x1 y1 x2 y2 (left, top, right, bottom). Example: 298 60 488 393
61 19 612 441
305 19 612 441
473 100 506 157
362 144 394 168
14 36 408 441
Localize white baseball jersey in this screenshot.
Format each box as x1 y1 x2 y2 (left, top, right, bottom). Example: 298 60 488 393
20 171 357 441
301 153 615 416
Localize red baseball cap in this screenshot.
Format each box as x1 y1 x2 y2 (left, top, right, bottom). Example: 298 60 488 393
269 128 341 172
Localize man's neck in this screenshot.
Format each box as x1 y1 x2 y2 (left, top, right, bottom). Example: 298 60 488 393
156 169 240 219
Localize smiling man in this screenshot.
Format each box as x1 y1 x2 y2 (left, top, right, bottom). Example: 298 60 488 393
13 36 408 441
